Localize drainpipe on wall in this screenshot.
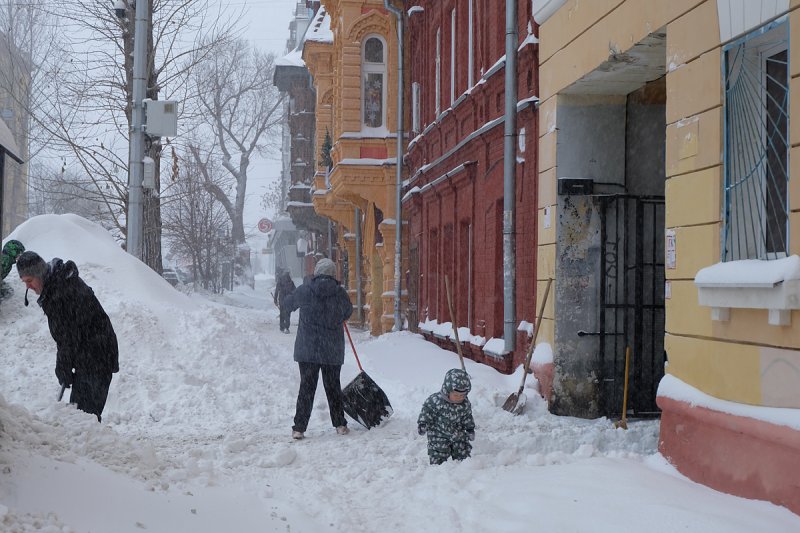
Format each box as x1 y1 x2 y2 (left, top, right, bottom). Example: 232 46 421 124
503 0 518 354
385 0 404 332
355 207 363 324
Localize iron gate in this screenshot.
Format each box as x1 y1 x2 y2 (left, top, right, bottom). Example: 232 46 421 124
597 195 665 418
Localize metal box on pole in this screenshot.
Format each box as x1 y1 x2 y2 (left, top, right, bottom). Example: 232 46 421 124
143 99 178 137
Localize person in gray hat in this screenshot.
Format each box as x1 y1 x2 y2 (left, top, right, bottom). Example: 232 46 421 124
282 257 353 439
17 250 119 422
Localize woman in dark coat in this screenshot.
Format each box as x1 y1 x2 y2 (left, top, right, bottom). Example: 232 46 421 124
17 251 119 422
282 258 353 439
273 269 296 333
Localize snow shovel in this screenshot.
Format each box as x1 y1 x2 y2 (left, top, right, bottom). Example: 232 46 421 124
444 275 466 371
502 278 552 414
341 322 393 429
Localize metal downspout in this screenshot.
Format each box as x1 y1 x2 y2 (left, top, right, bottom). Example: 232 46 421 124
503 0 518 353
385 0 404 331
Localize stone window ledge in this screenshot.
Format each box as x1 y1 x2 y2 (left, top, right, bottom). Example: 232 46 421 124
694 256 800 326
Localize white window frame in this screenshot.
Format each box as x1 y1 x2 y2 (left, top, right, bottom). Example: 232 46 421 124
468 0 474 88
361 34 388 134
450 8 456 104
412 81 421 134
435 27 441 117
722 21 789 261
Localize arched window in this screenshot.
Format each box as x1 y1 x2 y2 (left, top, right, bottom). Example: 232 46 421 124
362 35 387 131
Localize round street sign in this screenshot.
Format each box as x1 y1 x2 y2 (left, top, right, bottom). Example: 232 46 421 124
258 218 273 233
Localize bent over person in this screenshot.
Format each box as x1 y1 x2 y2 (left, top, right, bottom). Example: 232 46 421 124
17 251 119 421
283 258 353 439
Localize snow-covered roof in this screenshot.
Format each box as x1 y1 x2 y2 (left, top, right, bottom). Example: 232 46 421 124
276 49 305 68
304 6 332 44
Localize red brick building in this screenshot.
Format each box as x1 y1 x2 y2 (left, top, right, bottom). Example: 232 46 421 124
403 0 540 372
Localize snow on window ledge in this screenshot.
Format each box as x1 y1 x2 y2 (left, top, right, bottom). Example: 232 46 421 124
694 255 800 326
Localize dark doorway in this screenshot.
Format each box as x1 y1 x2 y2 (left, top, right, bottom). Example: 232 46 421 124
597 195 665 417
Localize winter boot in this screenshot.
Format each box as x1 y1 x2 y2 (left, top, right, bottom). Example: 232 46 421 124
336 426 349 435
292 430 304 440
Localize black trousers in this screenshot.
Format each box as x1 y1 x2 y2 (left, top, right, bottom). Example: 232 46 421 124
70 371 113 422
279 306 291 330
292 362 347 432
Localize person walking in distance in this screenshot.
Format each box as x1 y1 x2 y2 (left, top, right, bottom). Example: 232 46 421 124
283 258 353 439
17 251 119 422
273 269 296 333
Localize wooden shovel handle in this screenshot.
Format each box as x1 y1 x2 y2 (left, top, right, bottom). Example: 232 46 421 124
518 278 553 390
344 322 363 372
444 275 466 371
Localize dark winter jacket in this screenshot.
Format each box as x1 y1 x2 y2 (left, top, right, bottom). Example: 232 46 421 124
418 369 475 442
274 271 296 307
283 274 353 365
37 259 119 384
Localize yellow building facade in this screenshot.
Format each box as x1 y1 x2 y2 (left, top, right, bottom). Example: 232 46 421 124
304 1 407 335
536 0 799 513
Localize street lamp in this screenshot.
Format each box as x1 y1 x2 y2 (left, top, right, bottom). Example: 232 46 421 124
115 0 148 260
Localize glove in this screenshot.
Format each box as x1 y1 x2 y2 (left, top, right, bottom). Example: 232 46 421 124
55 361 73 387
417 425 426 436
468 431 475 442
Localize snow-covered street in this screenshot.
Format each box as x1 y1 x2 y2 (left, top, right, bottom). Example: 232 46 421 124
0 215 798 532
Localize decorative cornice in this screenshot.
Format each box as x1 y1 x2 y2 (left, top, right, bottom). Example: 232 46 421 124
346 10 390 43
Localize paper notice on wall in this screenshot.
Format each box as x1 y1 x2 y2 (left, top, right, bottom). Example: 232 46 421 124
544 206 551 229
666 229 676 270
665 280 671 299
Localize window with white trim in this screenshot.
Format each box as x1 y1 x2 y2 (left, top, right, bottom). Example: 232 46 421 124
468 0 474 88
723 21 790 261
435 28 441 117
362 35 387 130
450 8 456 104
412 82 421 134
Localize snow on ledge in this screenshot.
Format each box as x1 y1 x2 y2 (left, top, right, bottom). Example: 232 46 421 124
483 337 509 357
658 374 800 431
532 342 553 365
695 255 800 287
694 255 800 321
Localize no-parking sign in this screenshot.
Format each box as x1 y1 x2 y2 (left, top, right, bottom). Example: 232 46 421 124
258 218 273 233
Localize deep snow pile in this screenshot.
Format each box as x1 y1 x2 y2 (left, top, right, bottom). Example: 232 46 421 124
0 214 798 532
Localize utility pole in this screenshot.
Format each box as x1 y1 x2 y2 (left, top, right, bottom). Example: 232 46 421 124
127 0 148 259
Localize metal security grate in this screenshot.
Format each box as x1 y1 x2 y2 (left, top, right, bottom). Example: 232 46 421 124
722 21 790 261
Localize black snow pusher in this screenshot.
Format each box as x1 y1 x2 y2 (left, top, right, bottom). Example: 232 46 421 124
342 322 393 429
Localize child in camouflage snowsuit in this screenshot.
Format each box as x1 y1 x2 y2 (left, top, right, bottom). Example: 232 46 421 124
0 240 25 301
417 368 476 465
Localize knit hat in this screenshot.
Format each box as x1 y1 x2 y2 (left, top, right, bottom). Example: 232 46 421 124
2 239 24 259
16 251 47 280
314 258 336 278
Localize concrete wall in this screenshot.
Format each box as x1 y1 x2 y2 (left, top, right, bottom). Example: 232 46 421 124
552 194 602 416
556 95 626 187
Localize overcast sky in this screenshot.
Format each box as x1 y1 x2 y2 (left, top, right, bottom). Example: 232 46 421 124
238 0 298 234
